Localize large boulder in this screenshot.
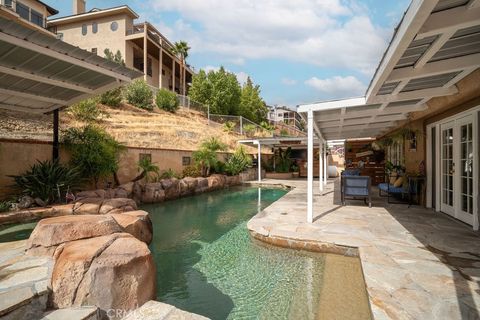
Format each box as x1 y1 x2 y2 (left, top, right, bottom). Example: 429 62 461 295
195 177 209 194
72 198 137 215
141 183 165 204
161 178 180 200
207 174 226 190
50 233 156 319
26 215 123 256
179 177 198 196
109 211 153 244
226 175 240 186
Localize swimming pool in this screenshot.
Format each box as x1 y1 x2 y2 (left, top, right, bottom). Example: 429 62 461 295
142 186 371 320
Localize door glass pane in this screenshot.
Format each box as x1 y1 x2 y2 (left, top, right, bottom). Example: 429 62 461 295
462 195 468 212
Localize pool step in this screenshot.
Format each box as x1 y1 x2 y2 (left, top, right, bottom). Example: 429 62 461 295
40 307 100 320
0 240 53 320
122 301 209 320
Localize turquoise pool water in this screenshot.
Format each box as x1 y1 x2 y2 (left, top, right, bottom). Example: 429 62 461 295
142 186 327 320
0 221 37 242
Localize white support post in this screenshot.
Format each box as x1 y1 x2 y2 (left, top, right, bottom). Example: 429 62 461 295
307 110 314 223
323 142 327 186
257 141 262 182
240 117 243 135
319 140 323 194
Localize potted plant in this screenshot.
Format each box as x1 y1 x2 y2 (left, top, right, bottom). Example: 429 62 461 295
291 164 299 178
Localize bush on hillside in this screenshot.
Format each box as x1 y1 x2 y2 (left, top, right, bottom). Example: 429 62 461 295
125 80 154 111
100 87 123 107
69 98 106 122
156 89 179 112
10 159 82 204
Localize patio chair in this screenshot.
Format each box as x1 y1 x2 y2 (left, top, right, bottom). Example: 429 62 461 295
341 175 372 208
378 175 425 207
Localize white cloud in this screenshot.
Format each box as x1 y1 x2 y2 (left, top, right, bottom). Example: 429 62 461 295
146 0 389 75
281 78 297 86
305 75 367 98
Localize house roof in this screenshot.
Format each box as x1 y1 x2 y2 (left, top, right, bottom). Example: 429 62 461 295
0 16 143 114
298 0 480 141
36 0 59 16
48 5 139 26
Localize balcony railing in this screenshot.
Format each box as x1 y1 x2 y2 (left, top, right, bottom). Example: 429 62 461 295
1 0 48 30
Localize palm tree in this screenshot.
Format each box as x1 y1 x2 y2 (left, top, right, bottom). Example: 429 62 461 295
172 41 191 61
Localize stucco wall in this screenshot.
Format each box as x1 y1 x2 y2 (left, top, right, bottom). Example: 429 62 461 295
0 140 230 200
55 14 130 59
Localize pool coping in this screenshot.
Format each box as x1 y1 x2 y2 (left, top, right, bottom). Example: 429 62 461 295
244 179 480 320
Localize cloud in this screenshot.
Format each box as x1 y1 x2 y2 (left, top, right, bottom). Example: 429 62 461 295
281 78 297 86
145 0 389 75
305 75 367 98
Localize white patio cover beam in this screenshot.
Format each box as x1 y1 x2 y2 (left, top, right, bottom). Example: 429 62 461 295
307 110 314 223
319 139 323 194
369 86 458 104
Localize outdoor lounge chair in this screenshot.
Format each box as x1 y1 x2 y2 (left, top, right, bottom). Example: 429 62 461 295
341 175 372 208
378 175 424 207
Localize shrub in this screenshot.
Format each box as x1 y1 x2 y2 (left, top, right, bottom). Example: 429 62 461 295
132 157 159 182
10 159 82 204
160 169 179 179
100 87 123 107
275 147 293 173
0 200 12 213
223 121 236 133
280 128 289 137
69 98 106 122
193 137 227 177
63 125 125 188
243 124 256 137
125 79 153 111
225 145 252 176
182 165 201 178
156 89 179 112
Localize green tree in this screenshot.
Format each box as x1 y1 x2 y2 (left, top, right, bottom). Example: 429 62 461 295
132 157 159 182
224 145 252 176
239 77 268 123
104 48 125 66
63 125 125 188
100 49 125 107
189 67 241 115
171 41 191 61
125 79 154 110
156 88 179 112
192 137 227 177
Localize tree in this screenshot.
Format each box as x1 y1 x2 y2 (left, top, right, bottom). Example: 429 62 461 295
63 125 125 188
132 156 159 182
100 49 125 107
189 67 241 115
192 137 227 177
239 77 268 123
171 41 191 61
104 48 125 66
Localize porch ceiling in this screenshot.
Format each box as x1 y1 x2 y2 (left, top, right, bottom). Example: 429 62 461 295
298 0 480 141
0 16 143 114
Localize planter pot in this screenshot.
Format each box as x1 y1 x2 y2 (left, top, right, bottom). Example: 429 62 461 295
292 172 299 178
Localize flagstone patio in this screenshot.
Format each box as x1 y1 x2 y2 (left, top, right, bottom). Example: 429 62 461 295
247 179 480 320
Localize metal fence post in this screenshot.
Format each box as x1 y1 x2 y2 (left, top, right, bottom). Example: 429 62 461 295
240 116 243 135
207 105 210 125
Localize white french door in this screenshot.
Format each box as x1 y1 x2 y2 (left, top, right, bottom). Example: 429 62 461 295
439 115 477 227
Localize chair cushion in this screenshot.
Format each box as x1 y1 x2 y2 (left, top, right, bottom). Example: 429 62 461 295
389 173 397 185
378 183 405 194
345 186 368 196
393 177 404 188
378 183 389 192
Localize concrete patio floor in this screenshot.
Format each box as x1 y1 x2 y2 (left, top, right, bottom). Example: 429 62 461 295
247 179 480 320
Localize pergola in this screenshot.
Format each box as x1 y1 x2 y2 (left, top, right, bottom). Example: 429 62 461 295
0 14 142 157
297 0 480 223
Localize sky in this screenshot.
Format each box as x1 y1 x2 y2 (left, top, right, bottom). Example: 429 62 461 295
48 0 411 108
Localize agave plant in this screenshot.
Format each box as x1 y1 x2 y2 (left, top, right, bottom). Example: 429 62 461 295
10 159 82 204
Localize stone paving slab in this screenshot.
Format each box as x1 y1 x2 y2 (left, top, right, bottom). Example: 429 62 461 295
247 179 480 320
122 301 209 320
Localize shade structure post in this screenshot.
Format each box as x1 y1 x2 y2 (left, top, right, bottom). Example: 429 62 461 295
257 141 262 182
323 142 327 186
319 139 323 194
52 108 59 161
307 109 314 223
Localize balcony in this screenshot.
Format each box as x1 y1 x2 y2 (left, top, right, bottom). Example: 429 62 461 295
1 0 48 30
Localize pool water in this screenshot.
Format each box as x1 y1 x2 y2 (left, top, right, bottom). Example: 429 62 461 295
0 221 37 243
143 186 330 320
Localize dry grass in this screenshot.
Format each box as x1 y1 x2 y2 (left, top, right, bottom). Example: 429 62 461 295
0 103 266 154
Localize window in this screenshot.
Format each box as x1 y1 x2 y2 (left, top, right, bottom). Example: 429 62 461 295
16 2 30 20
182 156 191 166
92 22 98 34
4 0 13 8
30 9 43 27
56 33 63 41
162 69 165 76
91 48 97 55
387 140 405 167
81 24 87 35
110 21 118 31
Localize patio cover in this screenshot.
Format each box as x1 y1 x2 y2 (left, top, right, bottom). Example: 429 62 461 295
298 0 480 141
0 15 143 114
297 0 480 222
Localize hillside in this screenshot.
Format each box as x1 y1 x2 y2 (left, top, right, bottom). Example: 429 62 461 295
0 103 263 153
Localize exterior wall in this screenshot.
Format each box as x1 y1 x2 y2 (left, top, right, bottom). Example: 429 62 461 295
55 14 130 59
0 140 230 199
20 0 51 20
